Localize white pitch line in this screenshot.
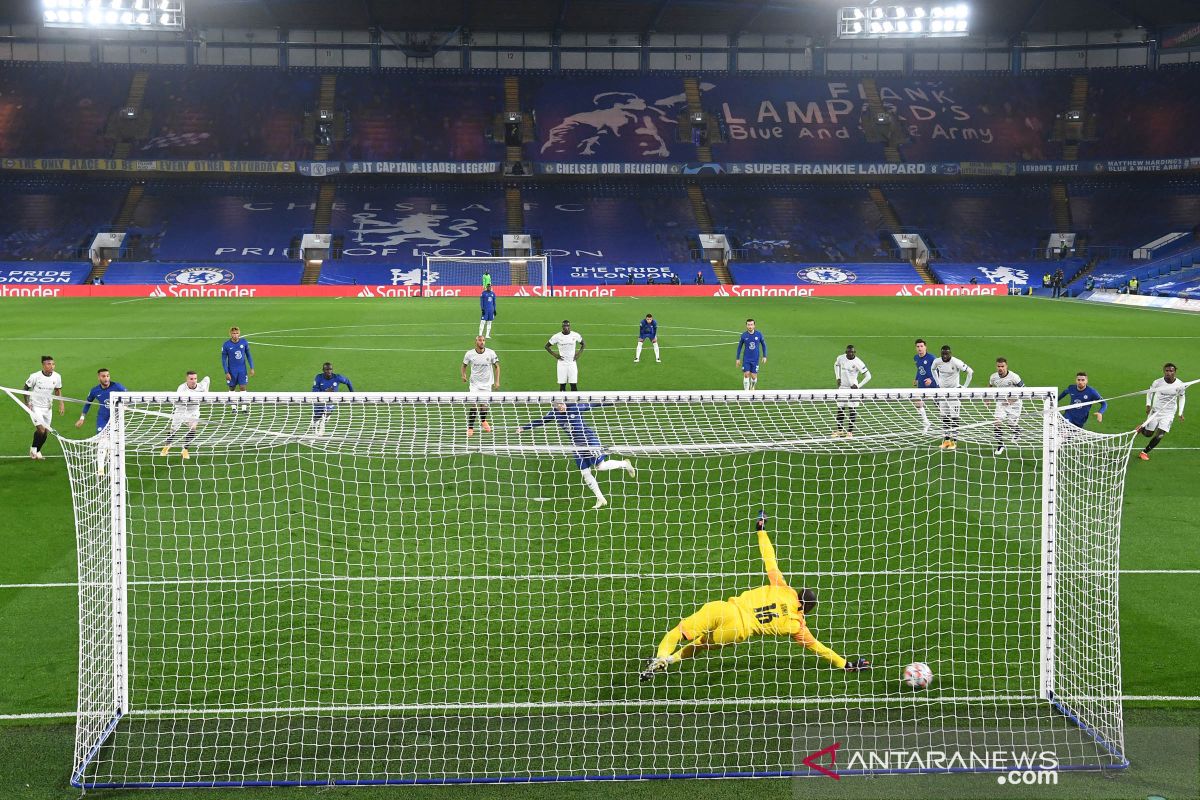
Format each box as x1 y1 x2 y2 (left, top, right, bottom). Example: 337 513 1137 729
3 695 1198 721
248 340 733 354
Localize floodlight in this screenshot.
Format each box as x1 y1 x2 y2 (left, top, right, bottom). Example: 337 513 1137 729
42 0 183 29
838 4 966 38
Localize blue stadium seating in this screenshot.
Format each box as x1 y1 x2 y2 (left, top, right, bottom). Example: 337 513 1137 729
885 183 1054 262
0 65 127 157
1079 243 1200 292
1142 265 1200 298
126 182 316 261
705 184 887 262
0 180 123 260
523 184 696 266
1068 179 1200 249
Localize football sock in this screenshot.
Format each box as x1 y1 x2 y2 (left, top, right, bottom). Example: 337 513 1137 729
743 377 751 390
652 343 660 360
635 342 643 360
580 468 605 502
1143 432 1165 453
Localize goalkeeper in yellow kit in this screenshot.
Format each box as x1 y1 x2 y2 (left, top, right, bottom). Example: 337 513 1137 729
640 511 871 682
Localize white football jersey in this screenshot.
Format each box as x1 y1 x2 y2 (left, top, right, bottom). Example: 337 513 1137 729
463 348 499 388
833 355 871 388
549 331 583 362
173 376 211 417
989 369 1024 405
931 357 973 389
24 370 62 409
1147 377 1186 415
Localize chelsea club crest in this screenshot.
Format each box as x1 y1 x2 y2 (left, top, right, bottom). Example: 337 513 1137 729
800 267 857 285
164 267 236 286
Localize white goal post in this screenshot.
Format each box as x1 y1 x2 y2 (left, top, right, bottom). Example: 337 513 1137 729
63 388 1132 788
423 255 549 292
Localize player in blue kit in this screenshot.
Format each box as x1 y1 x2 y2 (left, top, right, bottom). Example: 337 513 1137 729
912 338 938 433
1059 372 1106 428
635 313 660 363
517 401 636 510
76 368 128 475
221 326 255 413
76 368 127 434
479 287 497 339
736 319 767 391
311 362 354 435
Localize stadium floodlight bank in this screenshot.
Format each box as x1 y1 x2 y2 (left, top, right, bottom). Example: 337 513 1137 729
838 5 970 39
423 255 549 293
42 0 185 31
65 389 1129 788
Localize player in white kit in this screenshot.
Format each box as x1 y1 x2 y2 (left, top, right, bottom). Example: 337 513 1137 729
988 357 1024 455
1137 362 1186 461
546 320 585 391
462 335 500 437
930 345 974 449
23 355 64 460
161 371 210 460
832 345 871 437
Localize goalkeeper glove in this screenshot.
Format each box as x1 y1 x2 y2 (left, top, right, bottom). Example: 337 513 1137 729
756 510 766 531
843 657 871 672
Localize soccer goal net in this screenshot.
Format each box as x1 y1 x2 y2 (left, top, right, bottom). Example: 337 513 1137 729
64 389 1132 788
423 255 549 292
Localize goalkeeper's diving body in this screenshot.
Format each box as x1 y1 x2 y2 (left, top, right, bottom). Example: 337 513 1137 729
640 512 870 681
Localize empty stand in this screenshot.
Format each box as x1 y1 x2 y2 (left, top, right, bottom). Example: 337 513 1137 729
0 65 128 157
705 185 886 263
1068 179 1200 249
522 183 696 266
125 182 317 261
1079 69 1200 160
138 70 315 159
0 180 124 260
884 183 1054 262
334 74 504 162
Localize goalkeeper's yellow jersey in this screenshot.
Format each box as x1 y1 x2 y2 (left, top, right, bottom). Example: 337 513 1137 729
729 584 807 639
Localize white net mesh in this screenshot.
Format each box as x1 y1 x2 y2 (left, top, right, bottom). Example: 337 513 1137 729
65 389 1131 787
424 256 548 290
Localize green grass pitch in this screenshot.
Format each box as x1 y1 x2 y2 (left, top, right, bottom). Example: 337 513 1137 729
0 295 1196 799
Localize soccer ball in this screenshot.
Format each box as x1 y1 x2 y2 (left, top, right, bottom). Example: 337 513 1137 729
902 662 933 689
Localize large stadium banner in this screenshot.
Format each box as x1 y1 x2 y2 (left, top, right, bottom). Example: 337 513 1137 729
0 263 90 283
529 76 699 162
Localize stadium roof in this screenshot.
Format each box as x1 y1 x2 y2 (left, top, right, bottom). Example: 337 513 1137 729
2 0 1199 38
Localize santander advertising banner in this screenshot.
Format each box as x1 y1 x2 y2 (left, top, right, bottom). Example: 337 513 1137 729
0 284 1004 299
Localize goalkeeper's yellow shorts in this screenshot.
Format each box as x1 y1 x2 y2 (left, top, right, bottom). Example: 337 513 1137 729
679 601 751 647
